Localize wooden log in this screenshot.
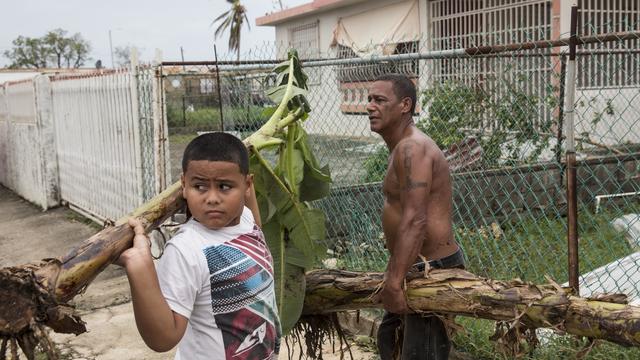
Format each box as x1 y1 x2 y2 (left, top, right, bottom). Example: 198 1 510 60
303 268 640 347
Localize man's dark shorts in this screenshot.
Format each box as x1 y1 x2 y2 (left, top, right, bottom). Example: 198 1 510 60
377 249 465 360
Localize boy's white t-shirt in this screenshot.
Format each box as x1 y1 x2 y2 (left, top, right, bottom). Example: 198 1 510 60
157 207 281 360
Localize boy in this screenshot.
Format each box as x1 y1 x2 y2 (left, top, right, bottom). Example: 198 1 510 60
118 132 281 360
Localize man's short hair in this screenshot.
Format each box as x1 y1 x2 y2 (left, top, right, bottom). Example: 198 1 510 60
375 73 417 114
182 132 249 175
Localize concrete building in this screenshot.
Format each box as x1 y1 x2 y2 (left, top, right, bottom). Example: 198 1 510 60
256 0 640 146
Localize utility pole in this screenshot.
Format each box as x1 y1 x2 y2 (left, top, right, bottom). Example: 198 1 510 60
180 46 186 71
109 30 114 68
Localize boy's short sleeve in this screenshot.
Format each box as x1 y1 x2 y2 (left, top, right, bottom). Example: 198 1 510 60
156 242 202 319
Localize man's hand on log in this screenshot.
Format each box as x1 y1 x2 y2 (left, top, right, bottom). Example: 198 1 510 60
376 277 412 314
115 218 153 268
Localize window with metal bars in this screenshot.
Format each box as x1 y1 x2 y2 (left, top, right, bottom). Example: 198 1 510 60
335 41 420 83
289 21 321 85
577 0 640 89
335 42 420 115
428 0 555 133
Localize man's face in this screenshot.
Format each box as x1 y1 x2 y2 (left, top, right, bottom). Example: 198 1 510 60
366 81 407 134
181 160 250 230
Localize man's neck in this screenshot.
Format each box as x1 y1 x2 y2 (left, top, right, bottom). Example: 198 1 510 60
381 118 415 151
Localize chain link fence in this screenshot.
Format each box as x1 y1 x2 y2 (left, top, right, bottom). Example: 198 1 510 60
160 25 640 306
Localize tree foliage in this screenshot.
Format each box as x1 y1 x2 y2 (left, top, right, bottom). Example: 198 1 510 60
3 29 91 69
212 0 250 61
244 50 332 333
114 45 142 68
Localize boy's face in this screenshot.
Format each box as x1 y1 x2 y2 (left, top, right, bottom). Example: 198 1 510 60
181 160 251 230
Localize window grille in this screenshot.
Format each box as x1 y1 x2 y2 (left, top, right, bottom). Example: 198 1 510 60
289 21 321 85
335 42 420 115
336 42 420 83
428 0 554 132
200 78 214 94
577 0 640 89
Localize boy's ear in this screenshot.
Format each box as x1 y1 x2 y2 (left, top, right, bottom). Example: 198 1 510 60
180 173 186 197
245 174 254 195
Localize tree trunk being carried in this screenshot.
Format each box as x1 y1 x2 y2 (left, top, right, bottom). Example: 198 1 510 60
303 269 640 348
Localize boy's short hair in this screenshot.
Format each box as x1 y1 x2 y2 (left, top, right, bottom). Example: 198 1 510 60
182 132 249 175
375 73 417 114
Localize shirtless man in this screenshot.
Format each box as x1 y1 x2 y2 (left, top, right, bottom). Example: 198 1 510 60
367 74 464 360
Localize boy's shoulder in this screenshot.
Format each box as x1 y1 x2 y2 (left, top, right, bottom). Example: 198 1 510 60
170 207 257 249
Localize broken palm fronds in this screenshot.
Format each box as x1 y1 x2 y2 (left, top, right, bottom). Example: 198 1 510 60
0 49 330 359
303 268 640 349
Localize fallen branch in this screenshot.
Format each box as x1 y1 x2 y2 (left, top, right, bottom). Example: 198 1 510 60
303 268 640 348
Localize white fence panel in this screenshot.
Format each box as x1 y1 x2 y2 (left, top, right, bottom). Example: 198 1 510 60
1 79 51 208
0 85 7 186
51 70 148 222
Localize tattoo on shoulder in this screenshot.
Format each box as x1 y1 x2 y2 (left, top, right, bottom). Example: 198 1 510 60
400 142 429 191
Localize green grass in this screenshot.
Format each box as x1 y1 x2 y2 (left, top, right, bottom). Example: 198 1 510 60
450 204 640 359
167 105 269 133
64 210 102 231
169 133 199 145
457 205 636 284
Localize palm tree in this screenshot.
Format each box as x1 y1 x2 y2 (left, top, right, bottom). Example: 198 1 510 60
213 0 250 62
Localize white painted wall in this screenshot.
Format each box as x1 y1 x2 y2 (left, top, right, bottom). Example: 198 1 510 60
273 0 427 55
269 0 427 138
575 88 640 146
0 85 7 187
302 67 373 138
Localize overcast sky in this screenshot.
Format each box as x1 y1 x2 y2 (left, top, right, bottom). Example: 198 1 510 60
0 0 309 68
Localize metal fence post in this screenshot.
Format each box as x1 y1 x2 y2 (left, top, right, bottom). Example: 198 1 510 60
564 3 580 295
214 45 225 132
129 47 145 206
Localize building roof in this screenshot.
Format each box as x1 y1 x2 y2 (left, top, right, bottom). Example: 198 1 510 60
256 0 368 26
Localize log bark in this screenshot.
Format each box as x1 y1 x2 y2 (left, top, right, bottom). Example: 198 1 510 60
303 268 640 348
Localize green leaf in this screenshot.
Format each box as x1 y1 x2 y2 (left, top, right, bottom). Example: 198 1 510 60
287 148 304 192
265 84 308 105
276 265 305 335
296 128 331 183
300 164 331 202
245 49 331 334
261 106 277 119
284 125 305 195
281 206 326 260
261 220 307 334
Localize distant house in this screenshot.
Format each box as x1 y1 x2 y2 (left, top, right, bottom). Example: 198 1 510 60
257 0 640 144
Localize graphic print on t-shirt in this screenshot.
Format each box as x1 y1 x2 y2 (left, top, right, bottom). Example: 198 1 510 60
203 231 280 359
